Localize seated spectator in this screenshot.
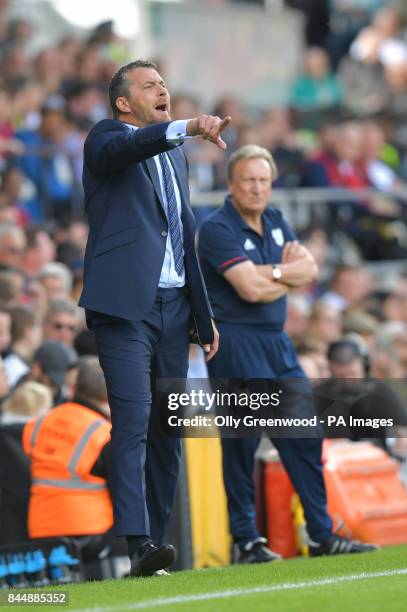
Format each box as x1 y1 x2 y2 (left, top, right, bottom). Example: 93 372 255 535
302 123 402 258
290 47 343 111
296 338 330 378
307 301 342 346
342 310 378 353
0 269 24 306
21 226 56 279
371 341 405 378
362 121 404 194
55 239 84 271
43 299 79 347
54 219 88 257
3 305 42 388
321 265 372 311
375 321 407 376
16 96 77 222
0 223 26 270
34 47 63 94
316 338 406 442
0 381 52 424
10 79 45 132
0 18 33 55
0 166 30 227
38 261 73 302
23 356 115 561
285 294 312 344
29 340 78 405
65 81 107 126
303 122 368 191
259 107 305 188
365 286 407 322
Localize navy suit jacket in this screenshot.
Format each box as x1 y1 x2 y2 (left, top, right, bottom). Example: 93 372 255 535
79 119 214 344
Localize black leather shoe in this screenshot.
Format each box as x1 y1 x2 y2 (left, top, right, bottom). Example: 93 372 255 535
130 542 176 577
238 537 282 564
309 535 379 556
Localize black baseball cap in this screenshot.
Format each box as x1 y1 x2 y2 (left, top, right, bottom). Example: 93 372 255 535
34 341 78 386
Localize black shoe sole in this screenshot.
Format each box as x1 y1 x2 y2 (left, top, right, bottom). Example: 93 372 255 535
309 546 379 557
238 556 282 564
130 545 176 578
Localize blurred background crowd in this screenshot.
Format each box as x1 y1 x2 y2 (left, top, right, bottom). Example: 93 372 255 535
0 0 405 442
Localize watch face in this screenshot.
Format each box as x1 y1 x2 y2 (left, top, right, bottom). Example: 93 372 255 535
273 267 282 279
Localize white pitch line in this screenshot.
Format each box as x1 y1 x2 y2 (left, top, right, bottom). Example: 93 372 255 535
70 568 407 612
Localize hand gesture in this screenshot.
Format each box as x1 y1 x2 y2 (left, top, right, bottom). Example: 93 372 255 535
187 115 232 150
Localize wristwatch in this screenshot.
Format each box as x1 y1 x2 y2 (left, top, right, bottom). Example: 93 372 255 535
272 265 282 281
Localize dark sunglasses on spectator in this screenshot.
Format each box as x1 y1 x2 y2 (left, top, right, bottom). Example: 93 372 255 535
52 322 76 332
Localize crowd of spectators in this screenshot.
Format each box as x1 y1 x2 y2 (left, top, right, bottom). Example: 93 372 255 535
0 1 405 464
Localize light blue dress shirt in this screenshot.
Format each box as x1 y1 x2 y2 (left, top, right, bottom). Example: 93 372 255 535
125 119 191 288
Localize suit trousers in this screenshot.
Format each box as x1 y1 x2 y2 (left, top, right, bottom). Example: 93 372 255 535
90 287 191 542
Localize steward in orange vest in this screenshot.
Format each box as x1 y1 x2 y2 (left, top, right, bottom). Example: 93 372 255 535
23 358 113 539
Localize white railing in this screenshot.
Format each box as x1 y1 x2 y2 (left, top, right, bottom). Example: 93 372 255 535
190 187 407 231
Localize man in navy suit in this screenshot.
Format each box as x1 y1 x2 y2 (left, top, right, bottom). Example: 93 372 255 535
79 60 227 576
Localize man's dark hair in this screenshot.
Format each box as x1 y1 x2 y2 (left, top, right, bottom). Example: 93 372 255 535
25 225 51 250
108 60 157 119
9 305 37 343
327 340 362 364
74 329 98 356
76 356 107 404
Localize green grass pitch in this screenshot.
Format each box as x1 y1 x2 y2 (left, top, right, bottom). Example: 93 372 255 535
14 545 407 611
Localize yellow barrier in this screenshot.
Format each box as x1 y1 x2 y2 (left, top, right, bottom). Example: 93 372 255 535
185 435 232 567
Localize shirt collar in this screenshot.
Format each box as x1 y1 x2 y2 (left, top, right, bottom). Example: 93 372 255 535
223 195 271 233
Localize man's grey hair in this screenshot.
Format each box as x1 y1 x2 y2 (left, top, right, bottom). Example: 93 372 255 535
38 262 73 292
227 145 279 181
45 299 77 321
76 356 108 404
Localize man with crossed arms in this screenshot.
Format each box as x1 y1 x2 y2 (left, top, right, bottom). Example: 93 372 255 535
198 144 377 562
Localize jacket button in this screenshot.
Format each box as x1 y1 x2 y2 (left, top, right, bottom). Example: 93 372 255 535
161 230 168 237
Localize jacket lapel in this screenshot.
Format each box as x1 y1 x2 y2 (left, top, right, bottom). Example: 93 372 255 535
145 157 165 212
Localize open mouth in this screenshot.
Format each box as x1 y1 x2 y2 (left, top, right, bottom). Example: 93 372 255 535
156 104 167 112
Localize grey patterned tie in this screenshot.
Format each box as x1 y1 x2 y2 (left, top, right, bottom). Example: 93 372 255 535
158 152 184 276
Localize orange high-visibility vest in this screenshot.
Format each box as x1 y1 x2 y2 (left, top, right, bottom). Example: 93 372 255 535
23 402 113 538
